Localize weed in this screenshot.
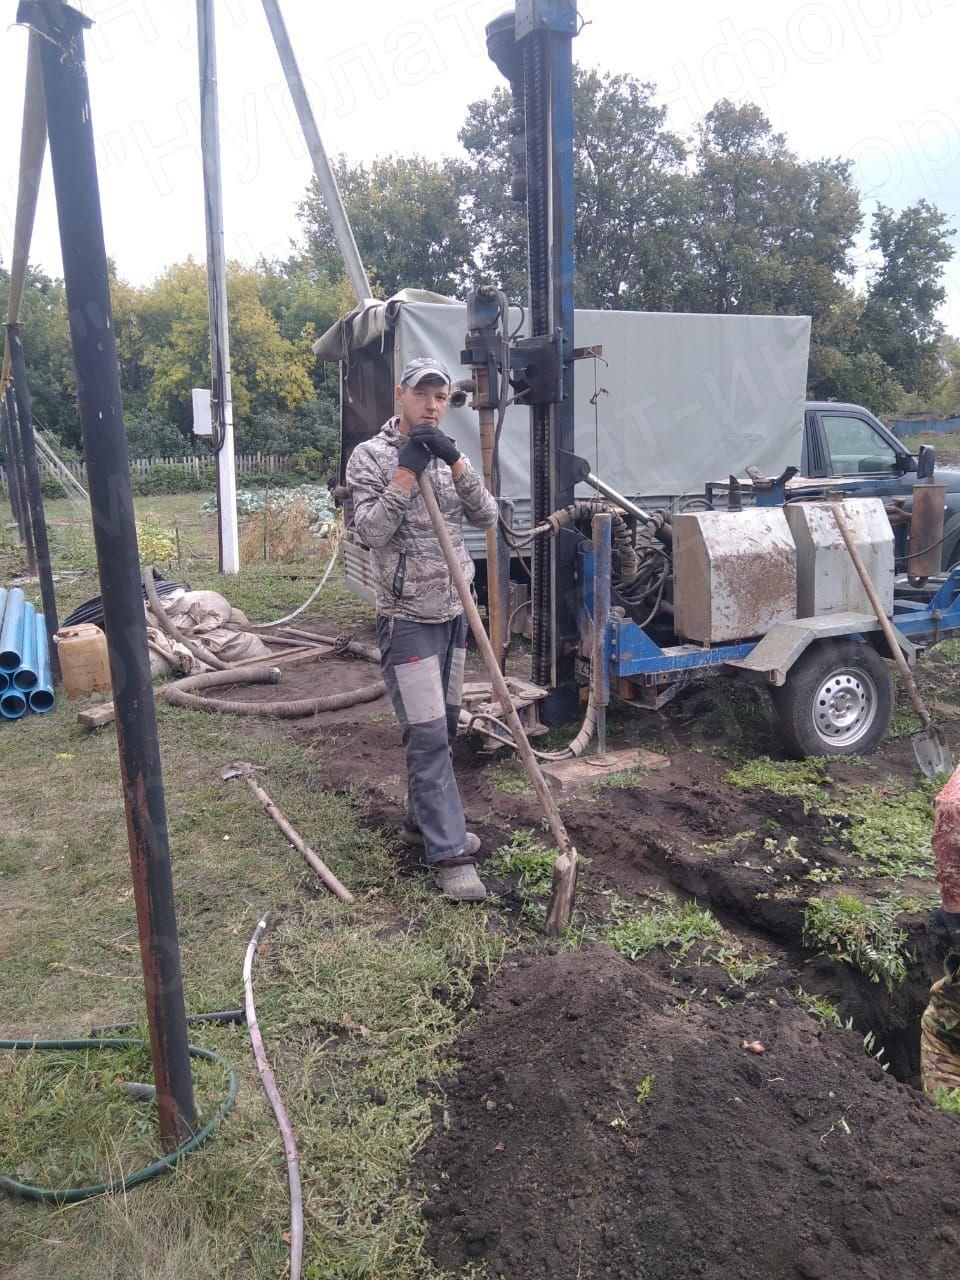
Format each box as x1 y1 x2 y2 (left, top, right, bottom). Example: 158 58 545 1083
590 767 644 794
605 895 725 963
489 763 534 796
931 1085 960 1113
802 892 909 990
714 951 776 986
793 987 842 1027
862 1029 890 1071
635 1075 655 1104
490 830 556 895
726 756 830 803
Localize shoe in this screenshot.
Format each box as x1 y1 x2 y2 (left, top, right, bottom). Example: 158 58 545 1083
435 863 487 902
400 824 481 856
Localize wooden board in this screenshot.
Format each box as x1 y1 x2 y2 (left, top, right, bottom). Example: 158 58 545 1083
541 747 670 792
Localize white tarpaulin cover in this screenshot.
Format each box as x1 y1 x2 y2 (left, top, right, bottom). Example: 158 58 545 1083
390 302 810 503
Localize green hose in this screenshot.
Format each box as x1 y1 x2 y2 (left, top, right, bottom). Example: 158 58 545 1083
0 1037 239 1205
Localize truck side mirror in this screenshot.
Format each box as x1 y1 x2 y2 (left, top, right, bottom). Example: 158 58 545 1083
917 443 936 480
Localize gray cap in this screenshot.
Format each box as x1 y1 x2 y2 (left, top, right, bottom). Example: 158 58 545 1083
400 356 452 387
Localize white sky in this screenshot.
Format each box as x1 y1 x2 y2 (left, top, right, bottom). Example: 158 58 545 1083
2 0 959 330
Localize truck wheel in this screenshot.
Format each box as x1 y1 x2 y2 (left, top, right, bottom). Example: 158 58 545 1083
772 640 893 759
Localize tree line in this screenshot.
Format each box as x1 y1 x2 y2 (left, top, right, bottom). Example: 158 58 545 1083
2 67 956 464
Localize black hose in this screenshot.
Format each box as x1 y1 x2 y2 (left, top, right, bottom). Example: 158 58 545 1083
143 565 231 671
160 664 386 718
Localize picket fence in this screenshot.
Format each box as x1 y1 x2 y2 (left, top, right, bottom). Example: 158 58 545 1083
0 452 290 494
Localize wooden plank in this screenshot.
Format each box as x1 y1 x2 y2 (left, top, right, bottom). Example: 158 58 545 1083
77 701 116 729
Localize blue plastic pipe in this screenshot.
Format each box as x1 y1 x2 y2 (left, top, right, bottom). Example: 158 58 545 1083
0 688 27 719
0 589 7 636
29 613 55 714
13 602 38 691
0 671 8 693
0 587 25 672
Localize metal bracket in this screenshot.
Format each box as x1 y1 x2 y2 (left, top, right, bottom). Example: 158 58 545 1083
511 332 564 404
516 0 578 38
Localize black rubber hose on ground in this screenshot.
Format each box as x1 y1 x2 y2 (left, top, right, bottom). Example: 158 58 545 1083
0 1037 238 1205
159 664 386 718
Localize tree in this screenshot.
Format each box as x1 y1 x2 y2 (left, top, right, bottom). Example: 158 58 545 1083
132 259 316 431
0 263 78 446
297 154 478 298
679 101 862 321
459 69 689 309
860 199 955 397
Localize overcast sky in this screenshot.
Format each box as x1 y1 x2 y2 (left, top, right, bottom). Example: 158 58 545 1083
2 0 959 330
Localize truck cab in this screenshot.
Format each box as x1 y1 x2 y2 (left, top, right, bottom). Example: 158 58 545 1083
801 401 960 567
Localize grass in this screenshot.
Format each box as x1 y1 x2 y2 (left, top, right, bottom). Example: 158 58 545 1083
792 987 843 1027
0 500 491 1280
802 892 910 991
488 762 534 796
726 756 936 882
604 894 726 962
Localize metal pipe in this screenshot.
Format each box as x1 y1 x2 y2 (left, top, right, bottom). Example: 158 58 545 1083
13 600 37 690
22 0 198 1149
0 586 25 672
259 0 372 304
28 610 54 712
1 30 46 389
7 323 61 681
591 513 612 760
2 397 29 546
584 471 653 523
196 0 239 574
4 386 36 571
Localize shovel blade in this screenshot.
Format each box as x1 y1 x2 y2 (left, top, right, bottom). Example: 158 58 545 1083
913 729 953 780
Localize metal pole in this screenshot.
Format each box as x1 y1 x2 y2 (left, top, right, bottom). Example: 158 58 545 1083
591 513 611 760
584 472 652 523
196 0 240 574
6 324 61 682
259 0 372 303
2 393 29 546
5 385 37 572
20 0 197 1148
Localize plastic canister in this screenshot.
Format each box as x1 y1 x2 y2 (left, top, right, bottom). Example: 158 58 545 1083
55 624 111 698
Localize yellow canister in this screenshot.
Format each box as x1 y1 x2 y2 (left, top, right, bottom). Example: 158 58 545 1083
56 624 111 698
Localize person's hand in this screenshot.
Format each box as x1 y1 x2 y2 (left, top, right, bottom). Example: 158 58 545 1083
396 437 431 478
410 422 461 466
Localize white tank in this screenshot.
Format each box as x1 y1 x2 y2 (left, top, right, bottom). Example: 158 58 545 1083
784 499 893 619
673 508 797 644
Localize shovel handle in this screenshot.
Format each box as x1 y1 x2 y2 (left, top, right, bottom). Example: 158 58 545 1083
417 473 578 932
830 504 933 732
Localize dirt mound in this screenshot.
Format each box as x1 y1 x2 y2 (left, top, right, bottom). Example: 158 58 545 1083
419 945 960 1280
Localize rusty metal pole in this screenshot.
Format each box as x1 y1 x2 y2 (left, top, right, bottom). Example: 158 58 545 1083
4 384 36 572
20 0 197 1147
7 324 61 681
2 392 28 546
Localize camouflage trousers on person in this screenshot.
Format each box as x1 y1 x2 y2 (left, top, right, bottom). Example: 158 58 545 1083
376 613 469 865
921 952 960 1102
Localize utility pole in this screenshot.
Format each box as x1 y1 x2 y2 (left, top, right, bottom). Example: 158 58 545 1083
20 0 198 1149
196 0 240 574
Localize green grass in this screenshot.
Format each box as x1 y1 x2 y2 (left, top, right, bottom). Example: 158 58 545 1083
802 892 909 991
604 894 726 962
792 986 842 1027
488 762 534 796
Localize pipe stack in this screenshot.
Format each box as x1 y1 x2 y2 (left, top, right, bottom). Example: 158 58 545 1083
0 587 55 720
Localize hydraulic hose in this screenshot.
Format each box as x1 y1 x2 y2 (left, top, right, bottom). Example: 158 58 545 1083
143 565 230 671
0 1037 238 1205
159 663 386 718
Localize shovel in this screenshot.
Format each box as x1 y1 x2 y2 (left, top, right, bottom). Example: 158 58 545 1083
831 504 952 778
418 473 579 932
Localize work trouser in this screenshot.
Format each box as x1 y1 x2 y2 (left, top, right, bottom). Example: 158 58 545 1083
376 613 469 864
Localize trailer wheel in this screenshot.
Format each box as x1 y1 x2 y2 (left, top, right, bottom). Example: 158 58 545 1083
772 640 893 758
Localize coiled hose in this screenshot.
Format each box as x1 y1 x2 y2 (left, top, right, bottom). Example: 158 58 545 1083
159 664 386 717
0 1037 238 1205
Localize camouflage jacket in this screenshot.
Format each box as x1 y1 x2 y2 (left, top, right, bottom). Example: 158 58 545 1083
345 417 499 622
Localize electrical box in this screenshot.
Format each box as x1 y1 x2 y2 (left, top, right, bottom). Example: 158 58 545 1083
785 499 894 619
192 387 212 437
673 508 797 644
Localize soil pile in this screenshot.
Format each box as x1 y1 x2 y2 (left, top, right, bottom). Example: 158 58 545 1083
420 945 960 1280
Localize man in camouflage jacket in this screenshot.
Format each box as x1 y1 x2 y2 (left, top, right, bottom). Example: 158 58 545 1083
345 357 498 901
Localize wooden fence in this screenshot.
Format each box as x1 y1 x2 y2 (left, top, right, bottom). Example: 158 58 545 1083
0 452 291 494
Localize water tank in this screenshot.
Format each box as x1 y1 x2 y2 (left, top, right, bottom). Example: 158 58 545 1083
673 508 797 644
784 499 893 619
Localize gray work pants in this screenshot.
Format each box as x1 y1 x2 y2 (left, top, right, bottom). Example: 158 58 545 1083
376 613 469 864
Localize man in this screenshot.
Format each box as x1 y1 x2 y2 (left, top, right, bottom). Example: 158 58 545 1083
346 357 499 901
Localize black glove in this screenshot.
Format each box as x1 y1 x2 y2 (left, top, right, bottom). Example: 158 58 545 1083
410 422 461 465
396 436 431 477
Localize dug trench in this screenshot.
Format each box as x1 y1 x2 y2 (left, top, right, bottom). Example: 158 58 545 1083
191 634 960 1279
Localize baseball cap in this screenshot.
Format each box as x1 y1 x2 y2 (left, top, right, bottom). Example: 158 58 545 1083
400 356 452 387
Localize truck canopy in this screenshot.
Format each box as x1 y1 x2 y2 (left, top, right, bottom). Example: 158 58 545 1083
315 293 811 508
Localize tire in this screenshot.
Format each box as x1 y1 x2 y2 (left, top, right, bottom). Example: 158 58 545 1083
772 639 894 759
